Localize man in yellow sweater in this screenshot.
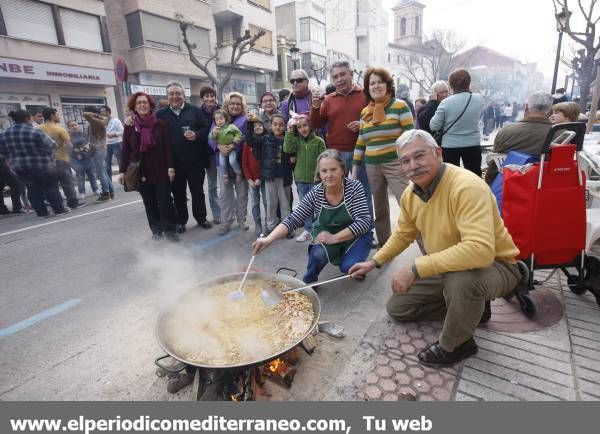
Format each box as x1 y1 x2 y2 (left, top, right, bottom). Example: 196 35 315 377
349 129 521 367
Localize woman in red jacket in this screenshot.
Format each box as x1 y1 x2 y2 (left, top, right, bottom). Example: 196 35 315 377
118 91 177 241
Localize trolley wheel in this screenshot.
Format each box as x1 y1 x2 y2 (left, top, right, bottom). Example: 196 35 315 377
519 294 536 318
567 275 587 295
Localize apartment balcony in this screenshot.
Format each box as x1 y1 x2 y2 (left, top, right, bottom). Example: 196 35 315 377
216 44 276 71
127 45 213 79
212 0 245 24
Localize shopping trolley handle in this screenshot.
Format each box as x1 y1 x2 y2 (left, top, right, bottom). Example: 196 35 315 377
541 122 586 154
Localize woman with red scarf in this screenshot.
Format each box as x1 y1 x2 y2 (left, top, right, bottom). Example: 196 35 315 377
118 92 177 241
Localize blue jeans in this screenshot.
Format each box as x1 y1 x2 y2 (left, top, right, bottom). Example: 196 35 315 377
339 151 374 221
71 158 97 194
105 142 122 179
250 182 267 227
93 148 112 194
303 231 373 283
206 156 220 221
296 182 316 232
218 150 241 175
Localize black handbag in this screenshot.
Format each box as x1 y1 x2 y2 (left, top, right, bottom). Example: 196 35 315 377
432 92 473 146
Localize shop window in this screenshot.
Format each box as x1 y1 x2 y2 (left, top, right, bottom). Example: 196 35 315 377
60 96 106 135
222 78 256 97
248 24 272 55
59 8 103 51
0 0 57 44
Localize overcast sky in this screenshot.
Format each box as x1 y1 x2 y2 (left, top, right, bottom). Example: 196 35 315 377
382 0 583 88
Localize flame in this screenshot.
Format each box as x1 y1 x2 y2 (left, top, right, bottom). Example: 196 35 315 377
267 358 287 374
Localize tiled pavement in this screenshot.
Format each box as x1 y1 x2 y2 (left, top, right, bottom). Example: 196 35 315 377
340 269 600 401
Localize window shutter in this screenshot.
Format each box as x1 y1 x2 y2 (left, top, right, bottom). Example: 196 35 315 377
141 13 180 50
0 0 57 44
59 8 103 51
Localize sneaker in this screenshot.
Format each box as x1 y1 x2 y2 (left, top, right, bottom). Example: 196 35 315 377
109 192 115 199
295 230 312 242
165 233 179 242
218 223 231 236
198 220 212 229
77 192 85 200
176 224 186 234
96 193 110 202
52 208 71 216
213 217 221 225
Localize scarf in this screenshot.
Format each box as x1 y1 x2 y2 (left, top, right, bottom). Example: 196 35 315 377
363 94 391 125
134 112 157 153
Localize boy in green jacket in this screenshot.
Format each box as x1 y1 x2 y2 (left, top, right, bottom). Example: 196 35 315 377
284 114 326 242
211 109 243 183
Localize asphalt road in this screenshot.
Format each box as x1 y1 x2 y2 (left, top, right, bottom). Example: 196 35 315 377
0 184 409 400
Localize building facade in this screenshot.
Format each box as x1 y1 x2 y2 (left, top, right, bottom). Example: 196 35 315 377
104 0 277 112
0 0 117 131
274 0 327 86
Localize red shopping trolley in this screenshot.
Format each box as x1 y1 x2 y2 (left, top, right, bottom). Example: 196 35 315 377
501 122 589 316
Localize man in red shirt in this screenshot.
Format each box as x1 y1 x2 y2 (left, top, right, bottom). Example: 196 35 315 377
310 61 373 218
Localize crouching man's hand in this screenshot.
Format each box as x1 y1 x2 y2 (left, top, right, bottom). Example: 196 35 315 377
349 260 376 280
391 264 416 294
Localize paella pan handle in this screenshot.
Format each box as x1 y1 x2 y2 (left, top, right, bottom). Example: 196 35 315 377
276 267 298 277
154 354 187 374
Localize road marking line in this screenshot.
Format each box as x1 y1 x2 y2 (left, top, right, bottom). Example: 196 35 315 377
0 200 142 238
0 299 81 339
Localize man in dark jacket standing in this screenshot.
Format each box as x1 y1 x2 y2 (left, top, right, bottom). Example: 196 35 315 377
157 81 211 232
417 81 449 135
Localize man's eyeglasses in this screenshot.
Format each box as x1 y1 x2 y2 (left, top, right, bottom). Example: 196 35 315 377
290 78 306 85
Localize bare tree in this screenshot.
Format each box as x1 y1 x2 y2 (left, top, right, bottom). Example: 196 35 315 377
309 62 328 86
396 29 464 94
552 0 600 110
175 13 265 99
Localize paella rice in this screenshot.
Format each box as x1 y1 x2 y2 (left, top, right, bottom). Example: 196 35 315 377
161 279 315 366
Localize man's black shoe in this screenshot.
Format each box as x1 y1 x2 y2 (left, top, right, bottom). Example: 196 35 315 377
176 224 186 234
479 300 492 325
198 221 212 229
165 233 179 242
418 338 478 368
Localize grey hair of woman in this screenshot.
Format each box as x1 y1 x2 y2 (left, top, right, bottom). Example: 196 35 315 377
314 149 346 182
395 129 439 153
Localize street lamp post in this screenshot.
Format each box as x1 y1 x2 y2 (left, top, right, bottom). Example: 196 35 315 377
551 6 572 94
290 44 300 70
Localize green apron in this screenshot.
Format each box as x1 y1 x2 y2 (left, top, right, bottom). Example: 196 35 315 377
311 198 355 266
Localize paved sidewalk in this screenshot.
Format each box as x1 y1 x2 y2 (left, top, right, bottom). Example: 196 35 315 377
329 268 600 401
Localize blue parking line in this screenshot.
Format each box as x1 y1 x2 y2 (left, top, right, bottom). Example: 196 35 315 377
0 299 81 339
190 229 239 255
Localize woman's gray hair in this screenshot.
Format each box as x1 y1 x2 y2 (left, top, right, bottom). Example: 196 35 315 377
396 129 439 152
165 80 185 94
314 149 346 181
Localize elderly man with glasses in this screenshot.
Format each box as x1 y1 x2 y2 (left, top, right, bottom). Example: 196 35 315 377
281 69 312 124
349 130 522 368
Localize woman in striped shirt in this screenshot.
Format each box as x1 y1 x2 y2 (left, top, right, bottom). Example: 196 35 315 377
351 67 414 247
253 150 373 284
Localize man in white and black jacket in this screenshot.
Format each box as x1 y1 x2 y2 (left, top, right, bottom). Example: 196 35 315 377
156 81 212 232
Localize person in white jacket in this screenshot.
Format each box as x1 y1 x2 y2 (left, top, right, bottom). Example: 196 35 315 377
100 105 124 197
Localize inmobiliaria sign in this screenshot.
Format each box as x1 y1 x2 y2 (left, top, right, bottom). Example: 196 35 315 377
0 57 116 86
